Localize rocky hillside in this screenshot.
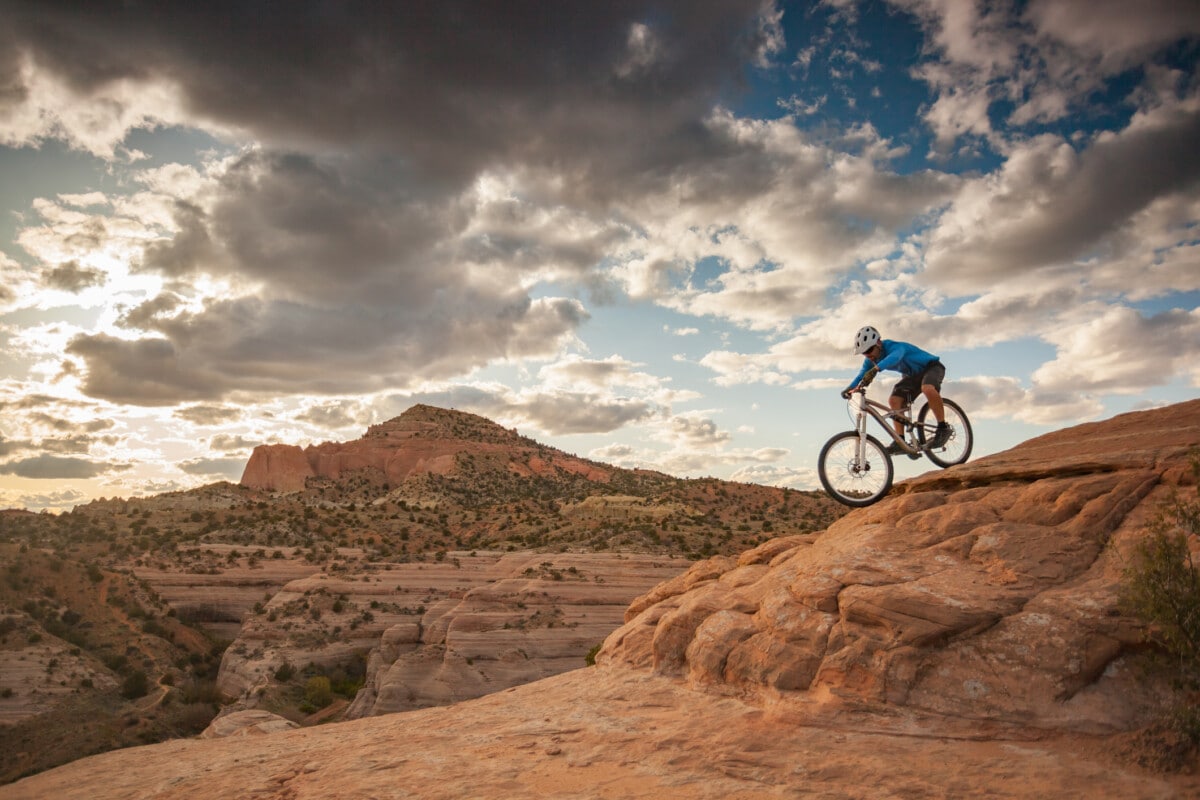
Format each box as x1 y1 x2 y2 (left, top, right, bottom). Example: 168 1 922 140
0 404 842 783
8 400 1200 798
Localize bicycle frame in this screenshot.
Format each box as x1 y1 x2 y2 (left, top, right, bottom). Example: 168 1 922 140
848 390 924 457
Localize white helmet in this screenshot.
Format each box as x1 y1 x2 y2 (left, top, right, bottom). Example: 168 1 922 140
853 325 880 355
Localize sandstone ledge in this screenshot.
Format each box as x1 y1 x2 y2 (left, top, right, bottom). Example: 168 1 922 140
8 666 1192 799
598 399 1200 735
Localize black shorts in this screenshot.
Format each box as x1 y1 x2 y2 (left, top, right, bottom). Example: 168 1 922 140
891 361 945 404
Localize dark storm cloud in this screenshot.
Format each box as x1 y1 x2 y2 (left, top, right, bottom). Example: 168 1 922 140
68 291 589 404
208 434 259 453
0 394 90 411
381 386 659 436
65 333 223 405
294 403 363 431
43 260 106 292
140 151 449 302
24 412 113 435
4 1 776 184
179 457 244 479
5 1 783 407
0 454 120 479
517 394 659 435
174 405 243 426
0 433 108 457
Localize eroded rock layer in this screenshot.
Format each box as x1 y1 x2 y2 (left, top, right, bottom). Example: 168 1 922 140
212 550 690 716
599 398 1200 733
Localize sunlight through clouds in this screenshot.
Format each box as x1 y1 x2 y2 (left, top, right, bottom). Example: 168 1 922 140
0 0 1196 509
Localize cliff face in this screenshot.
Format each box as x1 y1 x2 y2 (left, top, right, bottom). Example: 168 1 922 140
238 444 315 493
239 404 613 492
599 399 1200 734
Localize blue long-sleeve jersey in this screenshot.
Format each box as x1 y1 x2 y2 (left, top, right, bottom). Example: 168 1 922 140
846 339 939 390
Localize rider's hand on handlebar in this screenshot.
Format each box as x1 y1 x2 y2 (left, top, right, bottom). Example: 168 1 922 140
840 388 854 400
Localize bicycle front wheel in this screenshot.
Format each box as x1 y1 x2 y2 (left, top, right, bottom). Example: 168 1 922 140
818 431 894 507
917 398 973 468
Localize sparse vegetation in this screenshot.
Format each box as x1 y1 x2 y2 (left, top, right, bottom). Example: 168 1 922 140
303 676 333 710
1119 455 1200 770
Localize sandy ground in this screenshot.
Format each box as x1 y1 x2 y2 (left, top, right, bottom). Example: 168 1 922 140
8 666 1197 799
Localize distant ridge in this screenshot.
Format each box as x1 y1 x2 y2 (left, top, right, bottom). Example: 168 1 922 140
240 404 615 492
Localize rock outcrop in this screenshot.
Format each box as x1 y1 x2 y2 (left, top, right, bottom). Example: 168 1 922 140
240 404 613 492
213 551 690 716
600 398 1200 734
199 710 299 739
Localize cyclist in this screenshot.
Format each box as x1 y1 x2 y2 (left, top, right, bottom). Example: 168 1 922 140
840 325 950 455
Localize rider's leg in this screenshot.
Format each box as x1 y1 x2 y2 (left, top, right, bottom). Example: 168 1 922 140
921 384 945 424
889 394 906 438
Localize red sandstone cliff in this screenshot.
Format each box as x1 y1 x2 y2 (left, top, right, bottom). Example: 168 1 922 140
239 404 612 492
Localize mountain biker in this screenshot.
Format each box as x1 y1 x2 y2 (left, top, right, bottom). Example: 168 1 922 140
840 326 950 455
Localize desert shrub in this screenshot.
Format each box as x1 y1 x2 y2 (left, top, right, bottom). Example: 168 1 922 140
274 662 295 682
585 643 602 666
180 678 222 706
304 676 332 709
1120 460 1200 757
1121 473 1200 682
121 670 149 699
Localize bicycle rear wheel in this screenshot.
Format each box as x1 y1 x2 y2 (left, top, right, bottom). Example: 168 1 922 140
917 398 972 468
818 431 894 507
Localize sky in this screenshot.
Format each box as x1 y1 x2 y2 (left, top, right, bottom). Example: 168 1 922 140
1 0 1198 512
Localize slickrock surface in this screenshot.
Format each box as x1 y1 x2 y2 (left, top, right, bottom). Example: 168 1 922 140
7 667 1192 799
9 400 1200 798
602 399 1200 734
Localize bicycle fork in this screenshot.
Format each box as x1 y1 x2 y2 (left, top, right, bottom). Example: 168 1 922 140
854 396 870 468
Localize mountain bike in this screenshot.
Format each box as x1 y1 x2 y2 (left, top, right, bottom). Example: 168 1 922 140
818 385 973 507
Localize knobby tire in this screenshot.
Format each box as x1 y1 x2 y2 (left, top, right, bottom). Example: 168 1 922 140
818 431 894 507
916 398 973 468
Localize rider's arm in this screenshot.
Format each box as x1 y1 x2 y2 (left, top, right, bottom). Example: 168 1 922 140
873 346 903 372
843 360 878 393
874 341 936 374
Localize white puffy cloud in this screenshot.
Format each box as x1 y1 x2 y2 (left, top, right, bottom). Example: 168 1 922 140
0 50 200 159
1033 304 1200 394
729 463 820 490
612 112 958 330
